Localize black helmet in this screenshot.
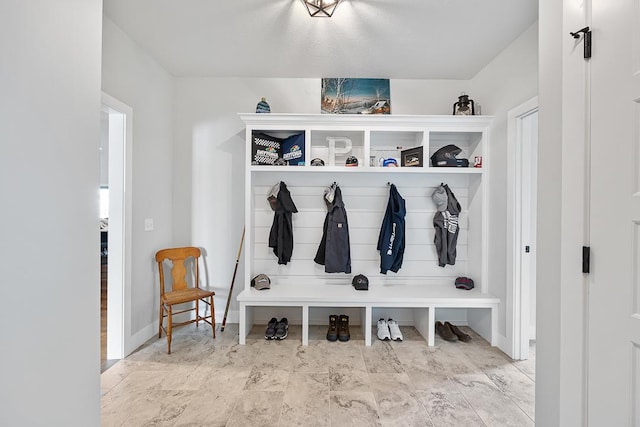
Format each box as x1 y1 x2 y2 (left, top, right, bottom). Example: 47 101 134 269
345 156 358 167
311 158 325 166
430 144 465 167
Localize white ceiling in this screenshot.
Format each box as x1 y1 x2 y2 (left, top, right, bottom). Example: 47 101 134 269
103 0 538 79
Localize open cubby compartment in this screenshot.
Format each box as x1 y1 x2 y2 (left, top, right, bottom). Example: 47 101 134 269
428 130 483 169
309 129 365 167
251 129 306 166
370 130 426 168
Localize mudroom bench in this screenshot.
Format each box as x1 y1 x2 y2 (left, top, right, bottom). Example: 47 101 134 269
237 283 499 346
238 113 498 348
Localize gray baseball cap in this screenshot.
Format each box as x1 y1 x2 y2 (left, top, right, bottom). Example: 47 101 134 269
432 185 448 212
251 274 271 290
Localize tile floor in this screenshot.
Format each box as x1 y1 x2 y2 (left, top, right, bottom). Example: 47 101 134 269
101 323 535 426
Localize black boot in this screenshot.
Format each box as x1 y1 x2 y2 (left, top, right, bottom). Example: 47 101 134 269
327 315 338 342
338 315 350 342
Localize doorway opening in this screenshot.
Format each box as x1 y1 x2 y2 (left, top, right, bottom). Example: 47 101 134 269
101 93 133 371
507 96 539 360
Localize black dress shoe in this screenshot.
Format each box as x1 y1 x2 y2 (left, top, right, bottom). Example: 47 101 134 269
327 315 338 342
435 321 457 341
445 322 471 342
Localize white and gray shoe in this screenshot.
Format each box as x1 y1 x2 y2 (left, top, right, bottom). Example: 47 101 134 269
377 318 391 341
387 318 403 341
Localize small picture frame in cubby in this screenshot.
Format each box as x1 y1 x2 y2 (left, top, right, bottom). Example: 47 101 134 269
400 146 424 167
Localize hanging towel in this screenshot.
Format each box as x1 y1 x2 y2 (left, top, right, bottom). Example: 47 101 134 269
377 184 407 274
268 181 298 265
432 183 461 267
314 183 352 273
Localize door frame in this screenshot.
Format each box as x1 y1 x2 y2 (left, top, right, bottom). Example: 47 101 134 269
506 96 539 360
101 92 133 359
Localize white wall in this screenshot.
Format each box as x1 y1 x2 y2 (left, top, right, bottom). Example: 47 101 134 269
100 111 109 187
101 17 175 338
537 0 563 423
173 78 470 320
471 22 539 341
0 1 102 425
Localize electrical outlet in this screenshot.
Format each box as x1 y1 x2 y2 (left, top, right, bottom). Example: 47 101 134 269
144 218 154 231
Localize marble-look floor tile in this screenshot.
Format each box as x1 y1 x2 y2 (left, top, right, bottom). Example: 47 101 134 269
199 342 259 369
292 341 331 373
430 345 480 376
452 373 534 426
416 378 486 427
160 365 213 391
226 390 284 427
252 340 297 370
279 372 330 427
368 372 415 392
100 359 142 394
330 391 383 427
244 366 290 391
120 389 190 426
361 341 405 373
102 324 534 426
480 363 535 420
200 368 251 393
172 390 240 427
512 341 536 380
325 342 368 372
330 367 371 392
374 390 433 427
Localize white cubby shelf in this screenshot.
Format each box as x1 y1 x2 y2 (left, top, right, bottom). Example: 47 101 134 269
237 113 498 346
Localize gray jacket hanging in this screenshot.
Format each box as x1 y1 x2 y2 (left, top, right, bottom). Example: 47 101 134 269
432 183 460 267
314 183 352 273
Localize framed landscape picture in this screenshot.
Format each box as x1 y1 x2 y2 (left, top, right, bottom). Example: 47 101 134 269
401 146 424 167
321 78 391 114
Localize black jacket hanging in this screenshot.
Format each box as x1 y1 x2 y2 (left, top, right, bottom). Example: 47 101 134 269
377 184 406 274
268 181 298 265
314 183 351 273
432 183 461 267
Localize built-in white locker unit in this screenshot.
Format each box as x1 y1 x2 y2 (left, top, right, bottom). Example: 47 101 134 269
237 114 498 346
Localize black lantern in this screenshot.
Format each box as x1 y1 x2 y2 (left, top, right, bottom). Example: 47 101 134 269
452 93 475 116
303 0 340 17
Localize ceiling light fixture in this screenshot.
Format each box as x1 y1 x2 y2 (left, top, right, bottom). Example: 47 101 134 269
303 0 340 17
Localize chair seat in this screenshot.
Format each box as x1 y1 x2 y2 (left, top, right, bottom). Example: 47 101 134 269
162 288 215 306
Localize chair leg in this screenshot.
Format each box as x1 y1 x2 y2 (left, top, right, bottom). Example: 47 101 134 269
158 303 163 338
211 295 216 339
196 299 199 328
167 305 173 354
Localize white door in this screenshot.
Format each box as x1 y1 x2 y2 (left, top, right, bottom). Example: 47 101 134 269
589 0 640 423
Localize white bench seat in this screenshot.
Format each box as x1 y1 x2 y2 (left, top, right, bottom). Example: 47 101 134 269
237 283 499 346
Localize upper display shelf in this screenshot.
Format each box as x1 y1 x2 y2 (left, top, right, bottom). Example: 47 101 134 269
239 113 492 172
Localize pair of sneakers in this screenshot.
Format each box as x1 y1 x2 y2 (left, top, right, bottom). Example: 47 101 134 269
265 317 288 340
377 318 403 341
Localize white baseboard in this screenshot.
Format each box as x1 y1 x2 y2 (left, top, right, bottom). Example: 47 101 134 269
495 333 509 356
126 323 155 357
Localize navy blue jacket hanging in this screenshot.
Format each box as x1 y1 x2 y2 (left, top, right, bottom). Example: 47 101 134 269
268 181 298 265
432 183 461 267
377 183 406 274
314 183 352 273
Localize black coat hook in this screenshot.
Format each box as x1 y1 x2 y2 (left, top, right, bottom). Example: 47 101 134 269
570 26 591 59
